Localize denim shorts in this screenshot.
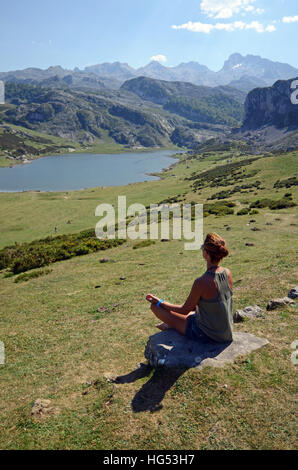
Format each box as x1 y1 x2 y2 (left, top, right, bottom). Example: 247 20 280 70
185 313 212 343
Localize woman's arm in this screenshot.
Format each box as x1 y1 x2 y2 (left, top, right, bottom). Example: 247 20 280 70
146 278 202 315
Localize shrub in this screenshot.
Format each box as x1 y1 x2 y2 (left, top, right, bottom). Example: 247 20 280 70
0 229 125 274
133 240 156 249
273 177 298 189
14 268 52 283
203 201 235 217
269 198 296 210
237 208 250 215
249 198 274 209
250 197 296 211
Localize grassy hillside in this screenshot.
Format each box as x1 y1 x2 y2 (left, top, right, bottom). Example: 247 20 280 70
121 76 244 126
0 123 83 167
0 148 297 450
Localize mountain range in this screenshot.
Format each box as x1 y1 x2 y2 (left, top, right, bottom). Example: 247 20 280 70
1 53 298 94
1 72 297 158
0 76 242 151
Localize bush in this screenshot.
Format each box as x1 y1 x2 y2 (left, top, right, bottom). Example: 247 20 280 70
0 229 125 274
203 201 235 217
249 198 274 209
14 268 52 283
250 197 296 211
237 208 250 215
269 198 296 210
273 177 298 189
133 240 156 249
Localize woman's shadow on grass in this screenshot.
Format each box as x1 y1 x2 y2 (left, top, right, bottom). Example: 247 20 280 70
112 330 231 413
112 362 188 413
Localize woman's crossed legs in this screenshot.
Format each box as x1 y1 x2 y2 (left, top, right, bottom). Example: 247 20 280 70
150 303 194 336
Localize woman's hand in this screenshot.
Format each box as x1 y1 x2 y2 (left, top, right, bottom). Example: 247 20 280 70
146 293 160 304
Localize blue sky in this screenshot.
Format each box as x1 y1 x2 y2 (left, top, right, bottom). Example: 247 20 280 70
0 0 297 72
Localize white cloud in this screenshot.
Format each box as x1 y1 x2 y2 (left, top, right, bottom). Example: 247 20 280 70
265 24 276 32
172 21 214 33
172 20 276 34
200 0 258 19
282 15 298 23
150 54 167 63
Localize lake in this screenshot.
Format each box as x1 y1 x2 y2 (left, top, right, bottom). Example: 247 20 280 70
0 150 179 192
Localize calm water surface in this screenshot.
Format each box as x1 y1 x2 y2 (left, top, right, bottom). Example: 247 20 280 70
0 150 179 192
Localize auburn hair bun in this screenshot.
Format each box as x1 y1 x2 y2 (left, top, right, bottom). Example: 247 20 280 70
203 233 229 262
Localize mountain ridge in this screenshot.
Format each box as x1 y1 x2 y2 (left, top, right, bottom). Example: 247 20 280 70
1 53 298 93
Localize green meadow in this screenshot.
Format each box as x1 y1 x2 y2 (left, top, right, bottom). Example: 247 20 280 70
0 148 297 449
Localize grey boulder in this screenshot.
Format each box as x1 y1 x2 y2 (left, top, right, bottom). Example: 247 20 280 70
233 305 265 322
144 330 269 369
288 286 298 299
266 297 295 310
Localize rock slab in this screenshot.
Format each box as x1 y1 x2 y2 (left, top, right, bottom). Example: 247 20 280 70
144 330 269 369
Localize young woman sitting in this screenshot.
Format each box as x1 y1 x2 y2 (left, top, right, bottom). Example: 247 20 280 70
146 232 233 343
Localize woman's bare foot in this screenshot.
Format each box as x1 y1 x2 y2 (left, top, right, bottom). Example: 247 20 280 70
156 322 170 331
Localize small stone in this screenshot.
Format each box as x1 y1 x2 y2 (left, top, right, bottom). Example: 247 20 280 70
94 285 101 288
161 238 170 242
120 276 126 280
226 226 231 231
251 227 261 231
245 242 254 246
288 286 298 299
97 307 109 313
31 399 57 419
249 219 256 223
233 305 265 322
266 297 295 310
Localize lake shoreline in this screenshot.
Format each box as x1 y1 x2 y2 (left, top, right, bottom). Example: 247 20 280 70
1 144 183 169
0 149 184 193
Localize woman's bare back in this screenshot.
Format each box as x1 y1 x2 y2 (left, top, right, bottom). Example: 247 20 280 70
199 267 233 300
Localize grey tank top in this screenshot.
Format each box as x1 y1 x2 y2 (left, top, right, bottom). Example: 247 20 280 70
195 267 233 342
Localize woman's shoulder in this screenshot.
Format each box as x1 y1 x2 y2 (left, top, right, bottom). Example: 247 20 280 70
223 267 233 290
224 267 232 278
223 267 231 275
